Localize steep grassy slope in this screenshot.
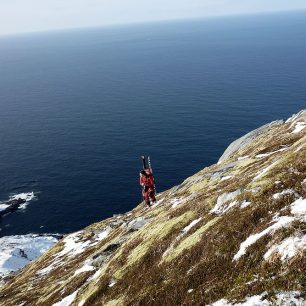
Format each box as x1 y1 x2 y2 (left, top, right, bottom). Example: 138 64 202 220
0 111 305 306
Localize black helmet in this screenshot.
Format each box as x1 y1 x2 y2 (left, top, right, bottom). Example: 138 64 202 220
140 170 146 176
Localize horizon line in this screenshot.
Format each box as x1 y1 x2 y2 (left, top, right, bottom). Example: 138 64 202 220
0 8 305 39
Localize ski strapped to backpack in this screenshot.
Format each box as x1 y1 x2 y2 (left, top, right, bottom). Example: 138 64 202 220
141 155 146 170
147 156 157 195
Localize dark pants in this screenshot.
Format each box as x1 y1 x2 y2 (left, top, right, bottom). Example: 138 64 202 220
143 186 156 205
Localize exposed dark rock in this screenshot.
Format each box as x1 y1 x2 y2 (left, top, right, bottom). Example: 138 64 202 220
0 198 26 217
92 243 120 267
92 254 108 267
103 243 120 254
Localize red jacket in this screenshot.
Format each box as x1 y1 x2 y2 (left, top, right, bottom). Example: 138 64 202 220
140 169 155 187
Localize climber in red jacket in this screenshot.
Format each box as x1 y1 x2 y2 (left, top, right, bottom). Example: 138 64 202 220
140 168 156 206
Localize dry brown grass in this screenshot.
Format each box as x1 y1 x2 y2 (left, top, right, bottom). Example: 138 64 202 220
0 118 305 306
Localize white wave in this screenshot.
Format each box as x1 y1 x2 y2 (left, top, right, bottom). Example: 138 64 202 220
8 191 36 209
0 204 10 212
9 191 35 202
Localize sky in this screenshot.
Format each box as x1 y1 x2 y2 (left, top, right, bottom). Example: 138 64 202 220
1 0 306 36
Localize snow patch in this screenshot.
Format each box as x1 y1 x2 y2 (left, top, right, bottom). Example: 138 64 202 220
57 231 92 257
162 218 202 259
95 228 111 241
170 193 197 208
294 143 306 152
151 198 164 208
88 269 101 281
36 231 100 276
210 292 305 306
286 111 304 123
37 261 61 276
264 235 306 261
234 197 306 261
272 189 298 200
237 156 249 161
233 216 294 261
52 289 79 306
74 261 95 276
170 197 184 208
227 201 238 211
209 294 269 306
240 201 251 209
220 176 233 182
109 279 116 287
275 291 305 305
210 190 241 214
246 187 261 194
292 121 306 133
255 148 287 158
0 234 58 278
291 198 306 221
253 161 278 181
182 218 201 235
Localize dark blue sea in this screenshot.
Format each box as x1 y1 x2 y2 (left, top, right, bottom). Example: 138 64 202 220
1 11 306 237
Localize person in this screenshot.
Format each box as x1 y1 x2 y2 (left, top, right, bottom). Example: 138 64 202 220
139 168 156 206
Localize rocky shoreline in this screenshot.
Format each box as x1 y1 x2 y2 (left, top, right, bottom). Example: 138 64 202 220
0 192 61 286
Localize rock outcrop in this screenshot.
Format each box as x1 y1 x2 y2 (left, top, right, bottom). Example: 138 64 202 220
0 192 35 217
218 120 284 163
0 111 305 306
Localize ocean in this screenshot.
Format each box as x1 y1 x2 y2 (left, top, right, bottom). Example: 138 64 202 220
0 11 305 237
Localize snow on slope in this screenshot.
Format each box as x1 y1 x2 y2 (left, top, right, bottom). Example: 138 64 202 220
234 197 306 261
291 198 306 221
0 234 58 279
253 161 278 181
35 227 111 277
264 235 306 261
292 121 306 133
210 190 241 214
233 216 294 261
0 110 305 305
52 289 79 306
210 291 304 305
